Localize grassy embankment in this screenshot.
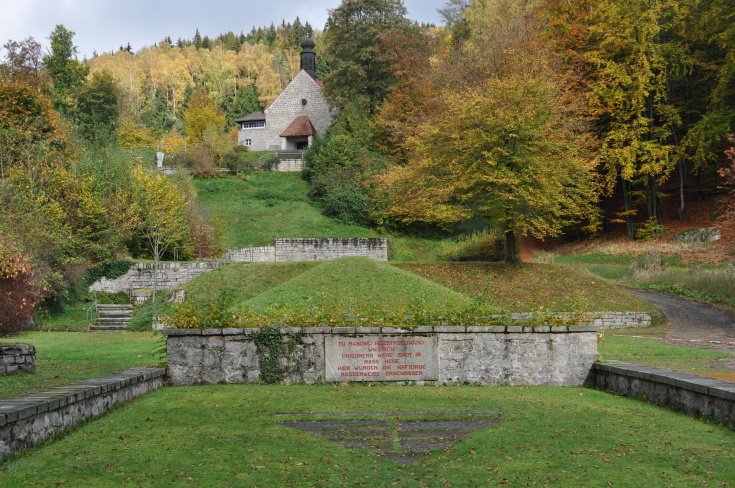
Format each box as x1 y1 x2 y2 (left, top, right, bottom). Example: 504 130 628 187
1 385 733 486
536 243 735 309
0 332 160 399
182 257 657 318
193 173 446 261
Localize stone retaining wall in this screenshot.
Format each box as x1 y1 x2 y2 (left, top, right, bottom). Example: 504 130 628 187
89 262 220 293
274 238 388 262
503 311 652 329
0 344 35 375
0 368 166 459
223 246 276 263
164 326 598 387
90 238 389 291
593 362 735 429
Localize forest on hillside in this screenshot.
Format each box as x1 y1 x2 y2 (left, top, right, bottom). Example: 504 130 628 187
1 0 734 332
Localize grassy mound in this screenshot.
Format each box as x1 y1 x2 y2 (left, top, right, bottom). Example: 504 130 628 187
183 261 319 305
231 257 472 317
398 262 660 314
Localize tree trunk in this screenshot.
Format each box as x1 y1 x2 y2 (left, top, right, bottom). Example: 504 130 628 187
505 230 519 265
677 159 686 219
622 179 635 240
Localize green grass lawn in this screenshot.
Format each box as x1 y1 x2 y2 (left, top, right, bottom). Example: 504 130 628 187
0 332 160 399
397 262 660 314
1 385 733 486
193 173 452 262
234 258 471 316
194 174 377 247
181 258 657 322
33 302 92 331
598 335 731 374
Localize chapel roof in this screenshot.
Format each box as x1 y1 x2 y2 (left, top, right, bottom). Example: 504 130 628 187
280 115 317 137
235 111 266 123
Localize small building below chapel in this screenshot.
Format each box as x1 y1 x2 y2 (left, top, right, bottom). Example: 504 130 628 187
236 38 334 152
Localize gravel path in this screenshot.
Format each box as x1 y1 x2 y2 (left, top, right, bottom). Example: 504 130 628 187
629 289 735 353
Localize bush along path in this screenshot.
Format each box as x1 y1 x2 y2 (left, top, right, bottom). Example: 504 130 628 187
629 289 735 352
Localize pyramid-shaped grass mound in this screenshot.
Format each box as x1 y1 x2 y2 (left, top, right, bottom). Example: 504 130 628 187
184 261 319 305
231 257 472 319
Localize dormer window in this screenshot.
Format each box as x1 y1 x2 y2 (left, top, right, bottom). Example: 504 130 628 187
241 120 266 129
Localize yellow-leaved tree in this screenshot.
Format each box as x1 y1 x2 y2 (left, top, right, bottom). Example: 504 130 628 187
131 166 190 301
378 70 599 264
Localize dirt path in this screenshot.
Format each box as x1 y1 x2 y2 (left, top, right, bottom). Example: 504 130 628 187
629 289 735 353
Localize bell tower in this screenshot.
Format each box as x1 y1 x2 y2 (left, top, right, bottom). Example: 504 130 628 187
300 38 317 79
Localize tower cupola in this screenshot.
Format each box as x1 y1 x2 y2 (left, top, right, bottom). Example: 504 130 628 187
300 38 317 79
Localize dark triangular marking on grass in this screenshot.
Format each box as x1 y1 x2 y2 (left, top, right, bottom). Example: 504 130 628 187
280 417 499 464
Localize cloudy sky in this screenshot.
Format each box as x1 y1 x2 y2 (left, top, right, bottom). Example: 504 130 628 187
0 0 446 58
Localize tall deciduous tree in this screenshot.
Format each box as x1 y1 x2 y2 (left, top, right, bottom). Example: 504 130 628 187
182 89 226 143
321 0 410 112
43 25 89 114
378 71 598 263
131 166 190 302
75 70 119 144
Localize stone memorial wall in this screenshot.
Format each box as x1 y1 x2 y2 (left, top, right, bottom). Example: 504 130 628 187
164 325 598 387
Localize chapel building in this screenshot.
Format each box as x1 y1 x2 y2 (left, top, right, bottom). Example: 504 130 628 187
236 38 334 152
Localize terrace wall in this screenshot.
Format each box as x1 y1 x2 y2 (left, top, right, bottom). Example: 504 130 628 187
0 368 166 460
164 326 598 387
593 362 735 429
0 344 35 375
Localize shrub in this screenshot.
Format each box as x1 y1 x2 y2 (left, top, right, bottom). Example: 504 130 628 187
438 231 505 261
0 235 39 334
189 144 219 177
322 183 371 225
634 218 665 240
95 292 130 304
84 259 133 285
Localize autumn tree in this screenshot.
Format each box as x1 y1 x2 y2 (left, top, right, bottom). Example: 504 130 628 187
718 135 735 237
378 70 598 264
373 26 441 163
182 89 226 143
0 233 38 334
321 0 410 112
131 166 190 302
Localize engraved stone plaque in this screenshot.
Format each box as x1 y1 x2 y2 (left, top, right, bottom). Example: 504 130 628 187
325 335 438 382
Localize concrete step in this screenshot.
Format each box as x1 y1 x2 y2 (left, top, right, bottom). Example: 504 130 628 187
90 325 127 331
96 320 131 326
98 312 134 318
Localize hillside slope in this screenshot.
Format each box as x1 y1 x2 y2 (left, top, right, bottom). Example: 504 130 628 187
194 174 376 247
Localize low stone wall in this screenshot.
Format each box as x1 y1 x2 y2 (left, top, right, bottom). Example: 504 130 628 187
90 262 221 293
503 311 651 330
164 326 598 387
593 362 735 429
0 344 35 375
274 238 388 262
89 238 389 291
0 368 166 459
223 246 276 262
274 159 304 172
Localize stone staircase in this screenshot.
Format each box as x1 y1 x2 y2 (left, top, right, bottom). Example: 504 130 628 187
91 304 134 331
